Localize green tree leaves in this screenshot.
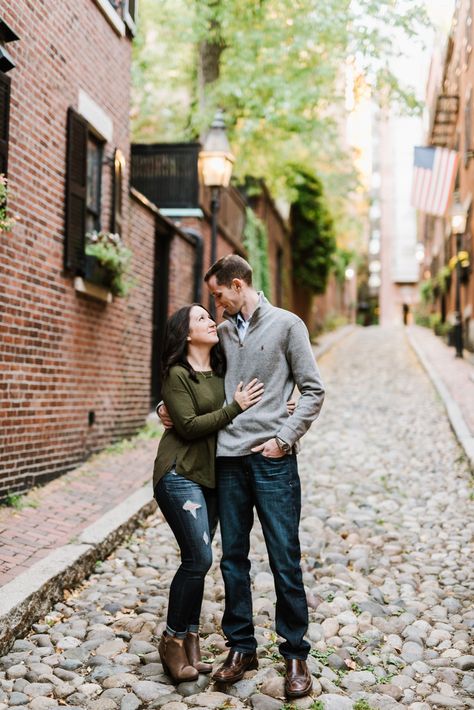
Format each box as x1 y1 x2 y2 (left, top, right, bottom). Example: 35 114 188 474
289 168 336 294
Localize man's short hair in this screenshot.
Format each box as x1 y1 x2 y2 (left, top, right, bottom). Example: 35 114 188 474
204 254 253 287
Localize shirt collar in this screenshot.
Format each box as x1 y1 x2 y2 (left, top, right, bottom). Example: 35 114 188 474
224 291 267 324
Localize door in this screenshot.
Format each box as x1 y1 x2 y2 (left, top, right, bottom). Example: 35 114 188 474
151 224 170 406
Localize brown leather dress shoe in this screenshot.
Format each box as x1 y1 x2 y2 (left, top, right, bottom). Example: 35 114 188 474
212 649 258 684
284 658 312 698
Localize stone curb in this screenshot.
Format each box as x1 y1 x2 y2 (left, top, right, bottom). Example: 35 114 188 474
313 324 357 360
0 485 156 655
406 329 474 472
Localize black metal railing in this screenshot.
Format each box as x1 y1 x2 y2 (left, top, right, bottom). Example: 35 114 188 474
131 143 201 209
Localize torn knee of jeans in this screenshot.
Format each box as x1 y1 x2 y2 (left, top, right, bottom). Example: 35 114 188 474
202 531 209 545
182 500 202 518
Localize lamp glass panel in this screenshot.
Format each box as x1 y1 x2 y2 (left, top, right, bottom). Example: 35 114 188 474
199 152 234 188
200 155 227 187
451 213 467 234
222 159 233 187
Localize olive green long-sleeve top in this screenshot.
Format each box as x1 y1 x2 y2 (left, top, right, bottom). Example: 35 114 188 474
153 365 242 490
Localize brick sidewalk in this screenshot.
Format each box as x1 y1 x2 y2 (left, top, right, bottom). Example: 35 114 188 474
0 436 158 586
408 325 474 436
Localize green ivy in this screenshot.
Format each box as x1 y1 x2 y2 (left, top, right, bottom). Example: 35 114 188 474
242 206 271 297
419 278 434 304
434 265 451 294
289 168 336 294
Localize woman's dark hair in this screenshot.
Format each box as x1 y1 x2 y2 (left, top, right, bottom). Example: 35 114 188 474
161 304 226 382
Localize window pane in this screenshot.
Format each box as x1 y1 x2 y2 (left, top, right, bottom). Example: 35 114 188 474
128 0 137 20
87 136 102 231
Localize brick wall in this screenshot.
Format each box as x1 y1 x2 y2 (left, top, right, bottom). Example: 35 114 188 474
0 1 158 496
174 216 243 319
168 235 197 314
251 185 293 310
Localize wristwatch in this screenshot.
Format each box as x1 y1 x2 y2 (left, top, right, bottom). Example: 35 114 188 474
275 436 291 453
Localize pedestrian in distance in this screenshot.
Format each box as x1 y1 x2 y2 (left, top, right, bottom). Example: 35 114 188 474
159 255 325 699
153 303 264 683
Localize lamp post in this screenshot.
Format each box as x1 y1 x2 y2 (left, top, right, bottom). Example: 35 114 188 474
451 200 467 358
198 110 235 316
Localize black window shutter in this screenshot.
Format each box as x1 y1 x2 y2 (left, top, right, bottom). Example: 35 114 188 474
0 71 11 175
111 148 123 235
65 108 88 273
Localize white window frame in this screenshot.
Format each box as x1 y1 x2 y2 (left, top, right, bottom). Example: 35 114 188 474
123 0 138 36
92 0 126 37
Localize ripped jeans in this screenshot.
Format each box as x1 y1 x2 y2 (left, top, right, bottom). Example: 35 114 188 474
154 470 218 637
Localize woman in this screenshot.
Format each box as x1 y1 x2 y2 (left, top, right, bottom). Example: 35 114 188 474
153 304 264 683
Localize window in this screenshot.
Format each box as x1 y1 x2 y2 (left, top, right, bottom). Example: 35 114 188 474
86 135 103 233
65 108 126 281
0 71 10 175
103 0 137 34
123 0 138 35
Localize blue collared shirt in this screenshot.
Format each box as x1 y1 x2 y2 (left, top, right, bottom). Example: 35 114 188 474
236 311 250 343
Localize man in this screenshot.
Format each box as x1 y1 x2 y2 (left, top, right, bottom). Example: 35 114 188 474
160 254 324 698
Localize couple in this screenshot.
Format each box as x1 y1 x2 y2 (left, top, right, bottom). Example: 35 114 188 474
153 254 325 699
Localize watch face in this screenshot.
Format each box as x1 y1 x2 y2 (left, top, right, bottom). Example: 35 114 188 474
277 437 290 452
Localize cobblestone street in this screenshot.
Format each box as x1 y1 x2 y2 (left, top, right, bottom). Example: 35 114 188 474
0 327 473 710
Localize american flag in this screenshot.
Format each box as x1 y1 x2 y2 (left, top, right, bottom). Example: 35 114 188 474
411 146 459 217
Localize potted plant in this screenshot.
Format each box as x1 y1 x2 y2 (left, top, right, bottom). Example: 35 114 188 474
85 230 132 296
0 174 16 233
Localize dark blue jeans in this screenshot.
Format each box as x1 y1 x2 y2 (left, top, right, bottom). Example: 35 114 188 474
217 453 310 659
154 470 218 637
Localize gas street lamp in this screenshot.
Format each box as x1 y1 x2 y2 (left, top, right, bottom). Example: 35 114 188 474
199 111 235 316
450 200 468 358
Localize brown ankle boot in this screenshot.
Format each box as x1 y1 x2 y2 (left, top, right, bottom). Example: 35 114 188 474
158 632 198 682
184 631 212 673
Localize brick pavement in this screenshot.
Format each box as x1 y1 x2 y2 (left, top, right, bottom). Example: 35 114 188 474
408 325 474 436
0 434 158 585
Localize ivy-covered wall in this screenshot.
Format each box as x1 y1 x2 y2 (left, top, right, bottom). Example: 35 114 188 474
242 206 271 297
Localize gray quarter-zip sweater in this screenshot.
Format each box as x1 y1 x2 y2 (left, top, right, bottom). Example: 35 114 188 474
217 294 325 456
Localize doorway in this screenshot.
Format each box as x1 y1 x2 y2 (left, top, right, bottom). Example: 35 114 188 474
151 223 170 406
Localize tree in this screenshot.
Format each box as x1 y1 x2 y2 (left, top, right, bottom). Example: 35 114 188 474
289 168 336 295
132 0 428 203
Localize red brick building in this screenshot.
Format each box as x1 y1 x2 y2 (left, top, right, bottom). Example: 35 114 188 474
0 0 308 500
0 0 155 496
0 1 262 498
419 0 474 351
